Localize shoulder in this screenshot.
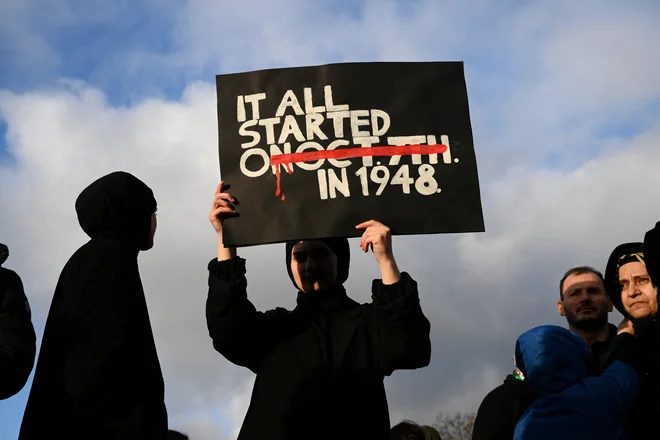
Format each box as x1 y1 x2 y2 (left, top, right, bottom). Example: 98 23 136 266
480 377 525 408
0 266 22 287
67 238 136 271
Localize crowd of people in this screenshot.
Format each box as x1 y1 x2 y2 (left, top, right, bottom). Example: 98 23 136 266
1 169 659 440
471 236 660 439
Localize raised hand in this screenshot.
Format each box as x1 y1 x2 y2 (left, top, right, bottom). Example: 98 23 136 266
356 220 400 284
209 181 236 235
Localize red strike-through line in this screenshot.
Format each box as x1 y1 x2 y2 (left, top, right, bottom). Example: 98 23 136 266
270 144 448 166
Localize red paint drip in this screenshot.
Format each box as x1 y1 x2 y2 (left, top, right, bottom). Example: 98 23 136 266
275 162 293 200
270 144 447 200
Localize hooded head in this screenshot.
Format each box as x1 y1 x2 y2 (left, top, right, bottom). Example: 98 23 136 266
605 242 658 320
75 171 157 251
0 243 7 267
514 325 589 396
285 237 350 293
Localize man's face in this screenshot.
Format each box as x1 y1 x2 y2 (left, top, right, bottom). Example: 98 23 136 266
619 261 658 320
558 272 612 330
291 240 338 293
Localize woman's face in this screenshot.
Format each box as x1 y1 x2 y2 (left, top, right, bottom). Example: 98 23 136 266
291 240 338 293
619 261 658 320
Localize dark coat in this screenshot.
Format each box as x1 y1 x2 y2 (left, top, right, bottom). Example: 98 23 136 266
206 256 431 440
19 171 167 440
599 222 660 440
472 324 618 440
0 265 37 400
614 221 660 440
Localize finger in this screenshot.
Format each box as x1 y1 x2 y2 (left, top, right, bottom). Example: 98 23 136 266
355 220 376 230
216 192 235 202
362 233 377 252
360 233 370 252
210 206 236 218
214 196 234 206
216 181 224 196
362 231 384 244
215 195 235 206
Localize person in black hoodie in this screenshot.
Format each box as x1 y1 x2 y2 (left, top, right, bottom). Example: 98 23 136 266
18 171 168 439
0 243 37 400
472 265 617 440
205 182 431 440
604 224 660 440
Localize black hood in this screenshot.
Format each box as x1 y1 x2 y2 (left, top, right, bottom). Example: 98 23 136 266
285 237 350 291
604 242 644 316
75 171 157 250
0 243 7 266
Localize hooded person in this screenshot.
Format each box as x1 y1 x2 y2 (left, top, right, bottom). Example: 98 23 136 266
512 325 640 440
0 243 37 400
18 171 168 439
205 182 432 440
604 233 660 439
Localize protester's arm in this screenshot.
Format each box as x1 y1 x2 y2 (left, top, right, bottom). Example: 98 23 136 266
63 256 163 437
583 333 641 411
206 256 277 373
206 180 278 373
356 220 431 375
370 272 431 375
0 269 36 400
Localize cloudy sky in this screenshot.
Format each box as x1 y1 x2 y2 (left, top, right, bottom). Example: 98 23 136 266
1 0 660 438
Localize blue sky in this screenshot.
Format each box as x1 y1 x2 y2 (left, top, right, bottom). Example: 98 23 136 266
1 1 660 439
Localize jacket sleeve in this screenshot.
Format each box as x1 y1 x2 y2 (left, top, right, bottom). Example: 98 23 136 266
370 272 431 376
63 256 166 438
206 257 277 374
582 359 639 412
644 221 660 287
0 269 37 400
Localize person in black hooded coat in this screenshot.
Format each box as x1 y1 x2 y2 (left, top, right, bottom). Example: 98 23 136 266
18 171 168 440
205 182 432 440
0 243 37 400
604 225 660 440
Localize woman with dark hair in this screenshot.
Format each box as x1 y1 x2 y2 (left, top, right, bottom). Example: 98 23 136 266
205 182 431 440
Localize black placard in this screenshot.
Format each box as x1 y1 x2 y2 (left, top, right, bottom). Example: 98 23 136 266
216 61 484 247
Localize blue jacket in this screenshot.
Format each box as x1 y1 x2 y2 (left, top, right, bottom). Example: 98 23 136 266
513 325 639 440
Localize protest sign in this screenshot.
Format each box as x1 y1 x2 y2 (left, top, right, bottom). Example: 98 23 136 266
216 62 484 246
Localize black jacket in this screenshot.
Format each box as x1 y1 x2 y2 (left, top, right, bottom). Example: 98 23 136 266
472 324 618 440
0 266 36 400
206 257 431 440
614 220 660 440
19 171 167 440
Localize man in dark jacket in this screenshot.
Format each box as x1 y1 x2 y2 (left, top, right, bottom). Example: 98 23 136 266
472 266 617 440
18 171 168 439
604 223 660 440
206 182 431 440
0 243 37 400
